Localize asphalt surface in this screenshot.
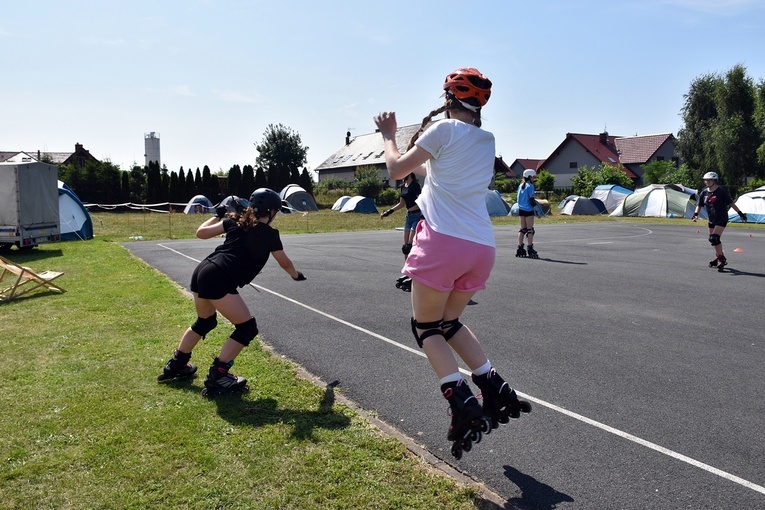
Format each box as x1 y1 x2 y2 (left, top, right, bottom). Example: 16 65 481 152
124 222 765 509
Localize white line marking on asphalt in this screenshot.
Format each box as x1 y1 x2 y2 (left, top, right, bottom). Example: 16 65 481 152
157 241 765 496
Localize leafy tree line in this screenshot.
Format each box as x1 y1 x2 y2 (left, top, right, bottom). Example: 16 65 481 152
57 124 313 206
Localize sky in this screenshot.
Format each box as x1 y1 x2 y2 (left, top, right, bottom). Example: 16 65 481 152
3 0 765 178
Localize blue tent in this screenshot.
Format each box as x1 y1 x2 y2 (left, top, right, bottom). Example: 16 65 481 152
58 181 94 241
485 190 511 217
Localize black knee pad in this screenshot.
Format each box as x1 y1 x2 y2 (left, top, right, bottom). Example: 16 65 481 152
230 317 258 346
519 228 528 235
709 234 721 246
402 243 413 256
191 314 217 338
526 227 536 238
411 317 443 349
441 318 464 341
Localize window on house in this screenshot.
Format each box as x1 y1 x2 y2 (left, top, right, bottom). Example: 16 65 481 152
671 157 679 164
569 162 577 169
656 156 665 161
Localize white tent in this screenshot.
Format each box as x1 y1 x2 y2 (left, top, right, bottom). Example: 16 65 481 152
610 184 705 219
485 189 511 217
280 184 318 212
183 195 213 214
589 184 633 213
728 186 765 223
331 195 352 211
58 181 93 241
339 196 378 214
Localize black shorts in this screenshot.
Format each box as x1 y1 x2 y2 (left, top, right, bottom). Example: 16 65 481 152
707 220 728 229
190 259 238 300
519 209 535 217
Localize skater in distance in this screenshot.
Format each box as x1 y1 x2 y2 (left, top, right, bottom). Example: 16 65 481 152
374 67 531 460
692 171 747 272
516 169 540 259
380 172 422 292
158 188 306 396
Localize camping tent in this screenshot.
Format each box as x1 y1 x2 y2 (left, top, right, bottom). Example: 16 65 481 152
590 184 633 213
58 181 93 241
559 195 606 215
280 184 319 212
610 184 705 219
728 186 765 223
183 195 213 214
510 202 547 217
485 189 511 217
339 196 378 214
331 196 352 211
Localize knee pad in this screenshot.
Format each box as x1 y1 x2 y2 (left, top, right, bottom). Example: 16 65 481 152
519 228 528 235
709 234 721 246
191 314 217 338
441 318 464 341
411 317 443 349
230 317 258 346
402 243 412 256
526 227 536 238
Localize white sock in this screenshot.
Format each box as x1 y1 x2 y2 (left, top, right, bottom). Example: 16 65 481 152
439 372 463 385
472 360 491 377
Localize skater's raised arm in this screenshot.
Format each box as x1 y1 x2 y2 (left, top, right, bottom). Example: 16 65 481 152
374 111 430 180
196 216 226 239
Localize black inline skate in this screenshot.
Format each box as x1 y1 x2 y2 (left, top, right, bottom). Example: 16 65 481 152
716 255 727 272
471 369 532 429
515 244 527 258
442 379 492 460
395 275 412 292
157 350 197 382
527 245 539 259
708 257 719 268
201 358 249 397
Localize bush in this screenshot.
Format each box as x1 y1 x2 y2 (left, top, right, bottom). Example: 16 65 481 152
377 188 399 206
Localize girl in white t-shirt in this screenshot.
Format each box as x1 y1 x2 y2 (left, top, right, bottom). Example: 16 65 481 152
374 68 531 459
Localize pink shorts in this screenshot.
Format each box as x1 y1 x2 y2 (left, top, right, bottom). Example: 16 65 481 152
403 220 495 293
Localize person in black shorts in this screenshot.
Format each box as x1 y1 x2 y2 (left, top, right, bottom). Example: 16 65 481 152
692 171 747 270
158 189 306 395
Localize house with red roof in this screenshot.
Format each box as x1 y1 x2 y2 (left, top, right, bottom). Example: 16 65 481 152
539 132 678 189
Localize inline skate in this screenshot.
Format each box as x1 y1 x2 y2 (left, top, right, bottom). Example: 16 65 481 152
716 255 727 272
201 358 249 397
708 257 719 268
515 244 527 258
395 275 412 292
527 245 539 259
157 350 197 382
471 369 532 429
442 379 492 460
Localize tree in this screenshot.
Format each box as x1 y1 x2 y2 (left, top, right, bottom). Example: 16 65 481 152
536 169 555 198
242 165 257 196
255 124 308 192
677 64 765 185
228 165 242 197
354 166 383 200
571 163 632 197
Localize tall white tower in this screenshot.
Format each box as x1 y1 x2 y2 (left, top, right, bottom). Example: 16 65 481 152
144 132 161 167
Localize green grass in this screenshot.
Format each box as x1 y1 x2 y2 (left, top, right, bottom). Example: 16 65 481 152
0 222 487 509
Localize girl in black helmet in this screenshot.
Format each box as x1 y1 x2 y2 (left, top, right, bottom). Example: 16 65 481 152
692 171 747 271
374 67 530 460
158 188 306 396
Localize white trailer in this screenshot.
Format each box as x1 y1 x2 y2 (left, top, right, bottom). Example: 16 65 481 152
0 162 61 251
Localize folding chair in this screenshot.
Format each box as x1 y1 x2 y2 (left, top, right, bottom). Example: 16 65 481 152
0 254 66 301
